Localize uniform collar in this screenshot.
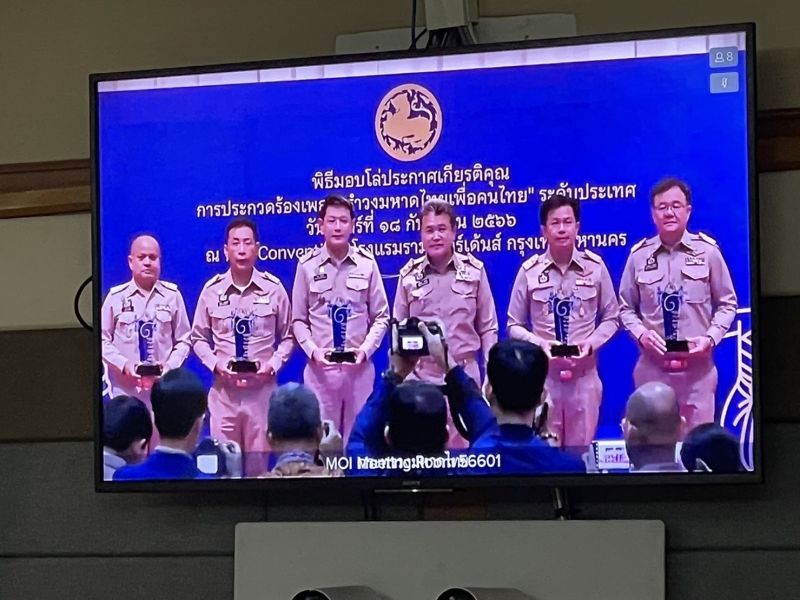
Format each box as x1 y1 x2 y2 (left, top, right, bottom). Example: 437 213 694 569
654 230 696 254
422 250 458 274
127 280 164 298
319 244 357 266
220 269 269 294
542 246 584 272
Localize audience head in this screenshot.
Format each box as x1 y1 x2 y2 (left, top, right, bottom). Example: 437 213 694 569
103 395 153 464
680 423 742 473
486 339 549 416
386 381 448 454
151 368 207 449
623 382 684 470
268 383 323 452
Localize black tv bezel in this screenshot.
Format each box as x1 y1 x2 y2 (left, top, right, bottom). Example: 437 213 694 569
91 22 762 493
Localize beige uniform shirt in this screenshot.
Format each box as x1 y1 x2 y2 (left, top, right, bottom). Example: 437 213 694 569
101 279 191 374
291 244 389 358
394 251 499 362
191 269 294 374
507 247 620 349
619 231 737 346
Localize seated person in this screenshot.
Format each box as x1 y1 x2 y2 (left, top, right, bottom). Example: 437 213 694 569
102 395 153 480
114 368 209 480
266 382 343 478
680 423 743 473
622 381 686 473
421 323 584 474
346 335 449 474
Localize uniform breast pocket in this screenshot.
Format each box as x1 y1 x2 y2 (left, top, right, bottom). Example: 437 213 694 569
635 269 665 312
209 306 232 336
682 265 711 304
531 286 554 317
252 303 276 336
115 312 137 340
155 309 172 338
574 284 599 319
345 274 370 307
408 282 432 311
309 277 334 307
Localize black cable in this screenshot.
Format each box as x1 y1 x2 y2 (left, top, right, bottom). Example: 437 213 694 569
410 0 418 50
74 275 93 331
412 27 428 49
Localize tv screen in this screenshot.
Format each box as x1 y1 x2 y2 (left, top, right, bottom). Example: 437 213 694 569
93 24 759 489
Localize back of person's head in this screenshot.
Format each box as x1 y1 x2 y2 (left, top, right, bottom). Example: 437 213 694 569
486 339 549 414
268 383 322 442
624 382 683 468
103 395 152 453
680 423 742 473
151 368 207 439
387 381 448 454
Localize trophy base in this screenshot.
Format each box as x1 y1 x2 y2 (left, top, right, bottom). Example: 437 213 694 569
551 344 580 357
327 350 357 364
135 363 163 377
229 359 258 373
666 339 690 353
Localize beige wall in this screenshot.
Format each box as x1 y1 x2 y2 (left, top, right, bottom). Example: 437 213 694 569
1 0 799 329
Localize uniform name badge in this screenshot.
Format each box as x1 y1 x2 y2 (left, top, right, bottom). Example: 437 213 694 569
135 319 163 377
229 310 258 373
658 287 689 353
548 294 580 358
327 297 356 364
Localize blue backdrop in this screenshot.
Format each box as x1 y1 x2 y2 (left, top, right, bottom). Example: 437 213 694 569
98 51 752 442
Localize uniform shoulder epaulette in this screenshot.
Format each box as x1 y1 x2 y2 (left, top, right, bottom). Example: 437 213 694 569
696 232 718 246
298 247 320 264
522 254 541 271
463 252 484 270
399 256 424 278
630 237 649 253
260 270 280 284
160 280 178 291
582 248 602 263
202 274 224 289
355 244 375 260
108 282 130 295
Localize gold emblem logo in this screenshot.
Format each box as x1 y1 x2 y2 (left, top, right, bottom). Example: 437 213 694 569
375 84 442 162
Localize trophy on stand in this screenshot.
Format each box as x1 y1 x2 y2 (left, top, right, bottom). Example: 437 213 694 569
659 286 689 370
229 310 258 373
327 297 356 363
135 319 163 377
548 293 579 382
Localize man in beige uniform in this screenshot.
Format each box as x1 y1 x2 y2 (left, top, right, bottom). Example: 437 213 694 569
101 234 191 448
508 193 619 449
192 217 294 463
292 195 389 440
394 200 498 447
619 177 737 431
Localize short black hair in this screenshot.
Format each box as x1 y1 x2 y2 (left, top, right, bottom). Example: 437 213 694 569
650 177 692 206
268 383 321 441
225 217 259 244
388 381 448 454
680 423 742 473
150 368 208 439
539 192 580 226
419 199 457 228
318 194 355 220
487 339 549 413
103 395 153 452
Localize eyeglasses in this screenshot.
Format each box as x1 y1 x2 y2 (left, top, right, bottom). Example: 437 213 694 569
653 202 689 214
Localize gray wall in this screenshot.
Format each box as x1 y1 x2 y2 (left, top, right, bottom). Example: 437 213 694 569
2 296 799 599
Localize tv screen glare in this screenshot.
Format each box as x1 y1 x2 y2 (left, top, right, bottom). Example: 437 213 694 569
93 24 759 489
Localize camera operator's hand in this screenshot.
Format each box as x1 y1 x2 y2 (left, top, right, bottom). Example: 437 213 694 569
319 419 343 458
418 320 452 373
389 319 419 380
219 440 243 479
